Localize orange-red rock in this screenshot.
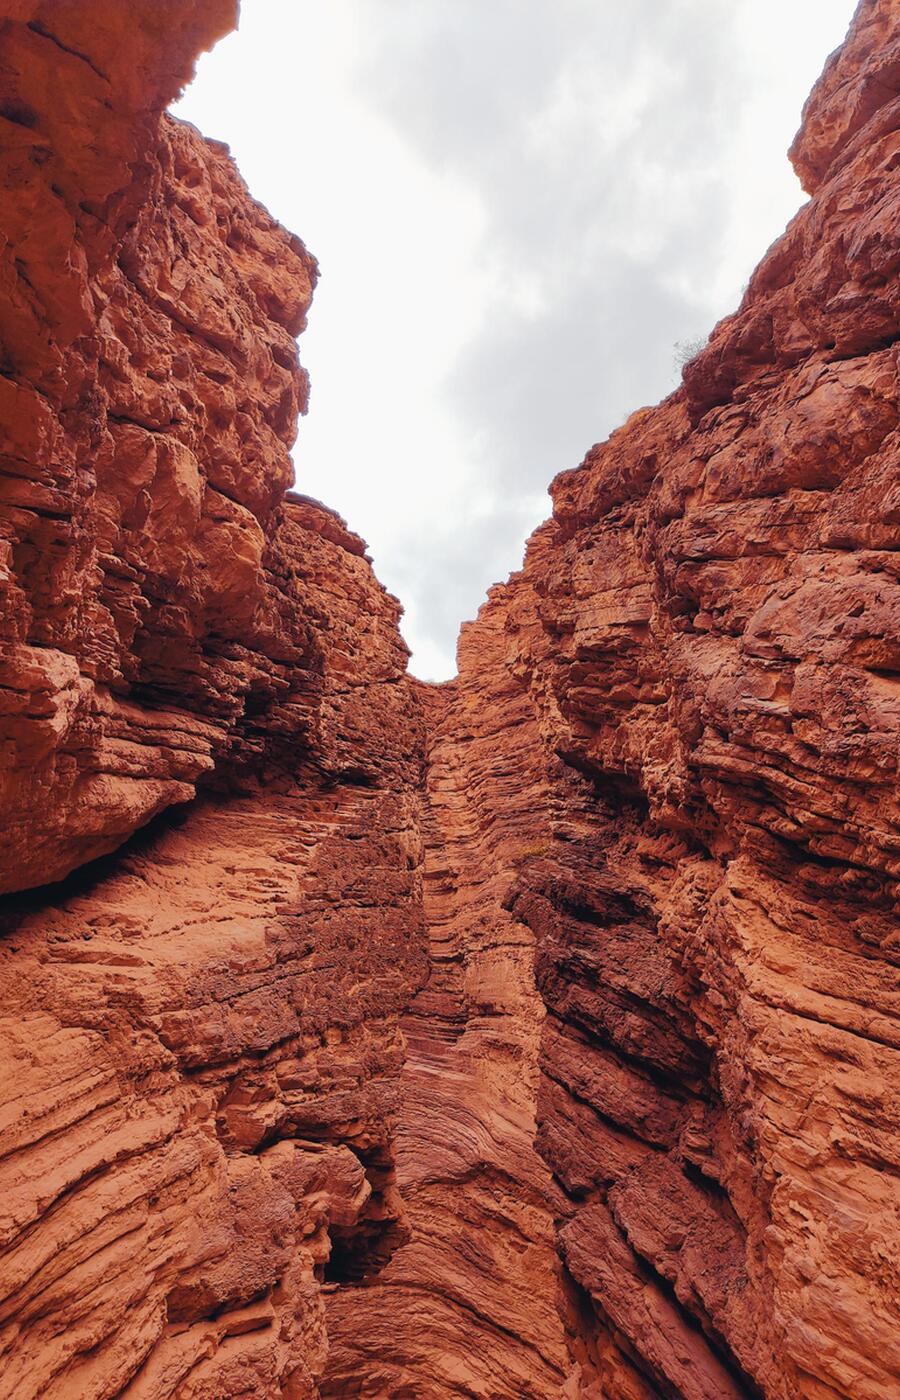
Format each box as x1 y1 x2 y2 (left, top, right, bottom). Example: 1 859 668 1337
0 0 898 1397
0 0 324 891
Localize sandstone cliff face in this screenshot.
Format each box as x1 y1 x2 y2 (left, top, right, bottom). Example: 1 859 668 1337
0 1 898 1398
0 5 429 1395
320 1 900 1394
0 0 332 892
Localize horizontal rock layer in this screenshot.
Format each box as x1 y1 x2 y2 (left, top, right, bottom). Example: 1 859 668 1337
0 5 429 1394
0 0 898 1397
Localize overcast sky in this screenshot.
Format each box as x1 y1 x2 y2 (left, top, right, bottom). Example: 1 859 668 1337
174 0 857 679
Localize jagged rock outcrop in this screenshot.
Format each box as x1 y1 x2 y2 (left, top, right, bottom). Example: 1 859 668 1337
321 2 900 1394
0 0 898 1397
0 5 429 1395
0 0 332 892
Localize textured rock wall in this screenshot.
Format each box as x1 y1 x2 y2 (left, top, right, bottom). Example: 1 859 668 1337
0 0 898 1397
0 4 430 1396
317 1 900 1395
0 0 330 892
0 477 430 1399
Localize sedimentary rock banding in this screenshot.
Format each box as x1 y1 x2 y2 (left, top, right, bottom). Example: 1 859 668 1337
0 0 898 1396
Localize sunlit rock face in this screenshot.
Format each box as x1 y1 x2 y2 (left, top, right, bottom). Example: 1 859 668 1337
0 0 898 1397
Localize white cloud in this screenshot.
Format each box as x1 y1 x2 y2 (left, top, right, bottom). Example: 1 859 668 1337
174 0 856 680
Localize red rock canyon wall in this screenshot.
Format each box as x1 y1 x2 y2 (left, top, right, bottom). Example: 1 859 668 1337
0 1 898 1397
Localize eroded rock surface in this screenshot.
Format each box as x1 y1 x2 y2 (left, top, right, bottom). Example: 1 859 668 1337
0 0 898 1397
0 6 428 1394
0 0 325 891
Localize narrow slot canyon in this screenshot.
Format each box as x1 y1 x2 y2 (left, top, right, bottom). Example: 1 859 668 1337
0 2 898 1398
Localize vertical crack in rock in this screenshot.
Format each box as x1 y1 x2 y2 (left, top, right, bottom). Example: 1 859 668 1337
0 0 898 1397
321 655 577 1398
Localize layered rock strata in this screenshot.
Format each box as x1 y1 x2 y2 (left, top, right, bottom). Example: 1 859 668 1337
0 0 898 1398
0 5 429 1394
319 3 900 1395
0 0 325 891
